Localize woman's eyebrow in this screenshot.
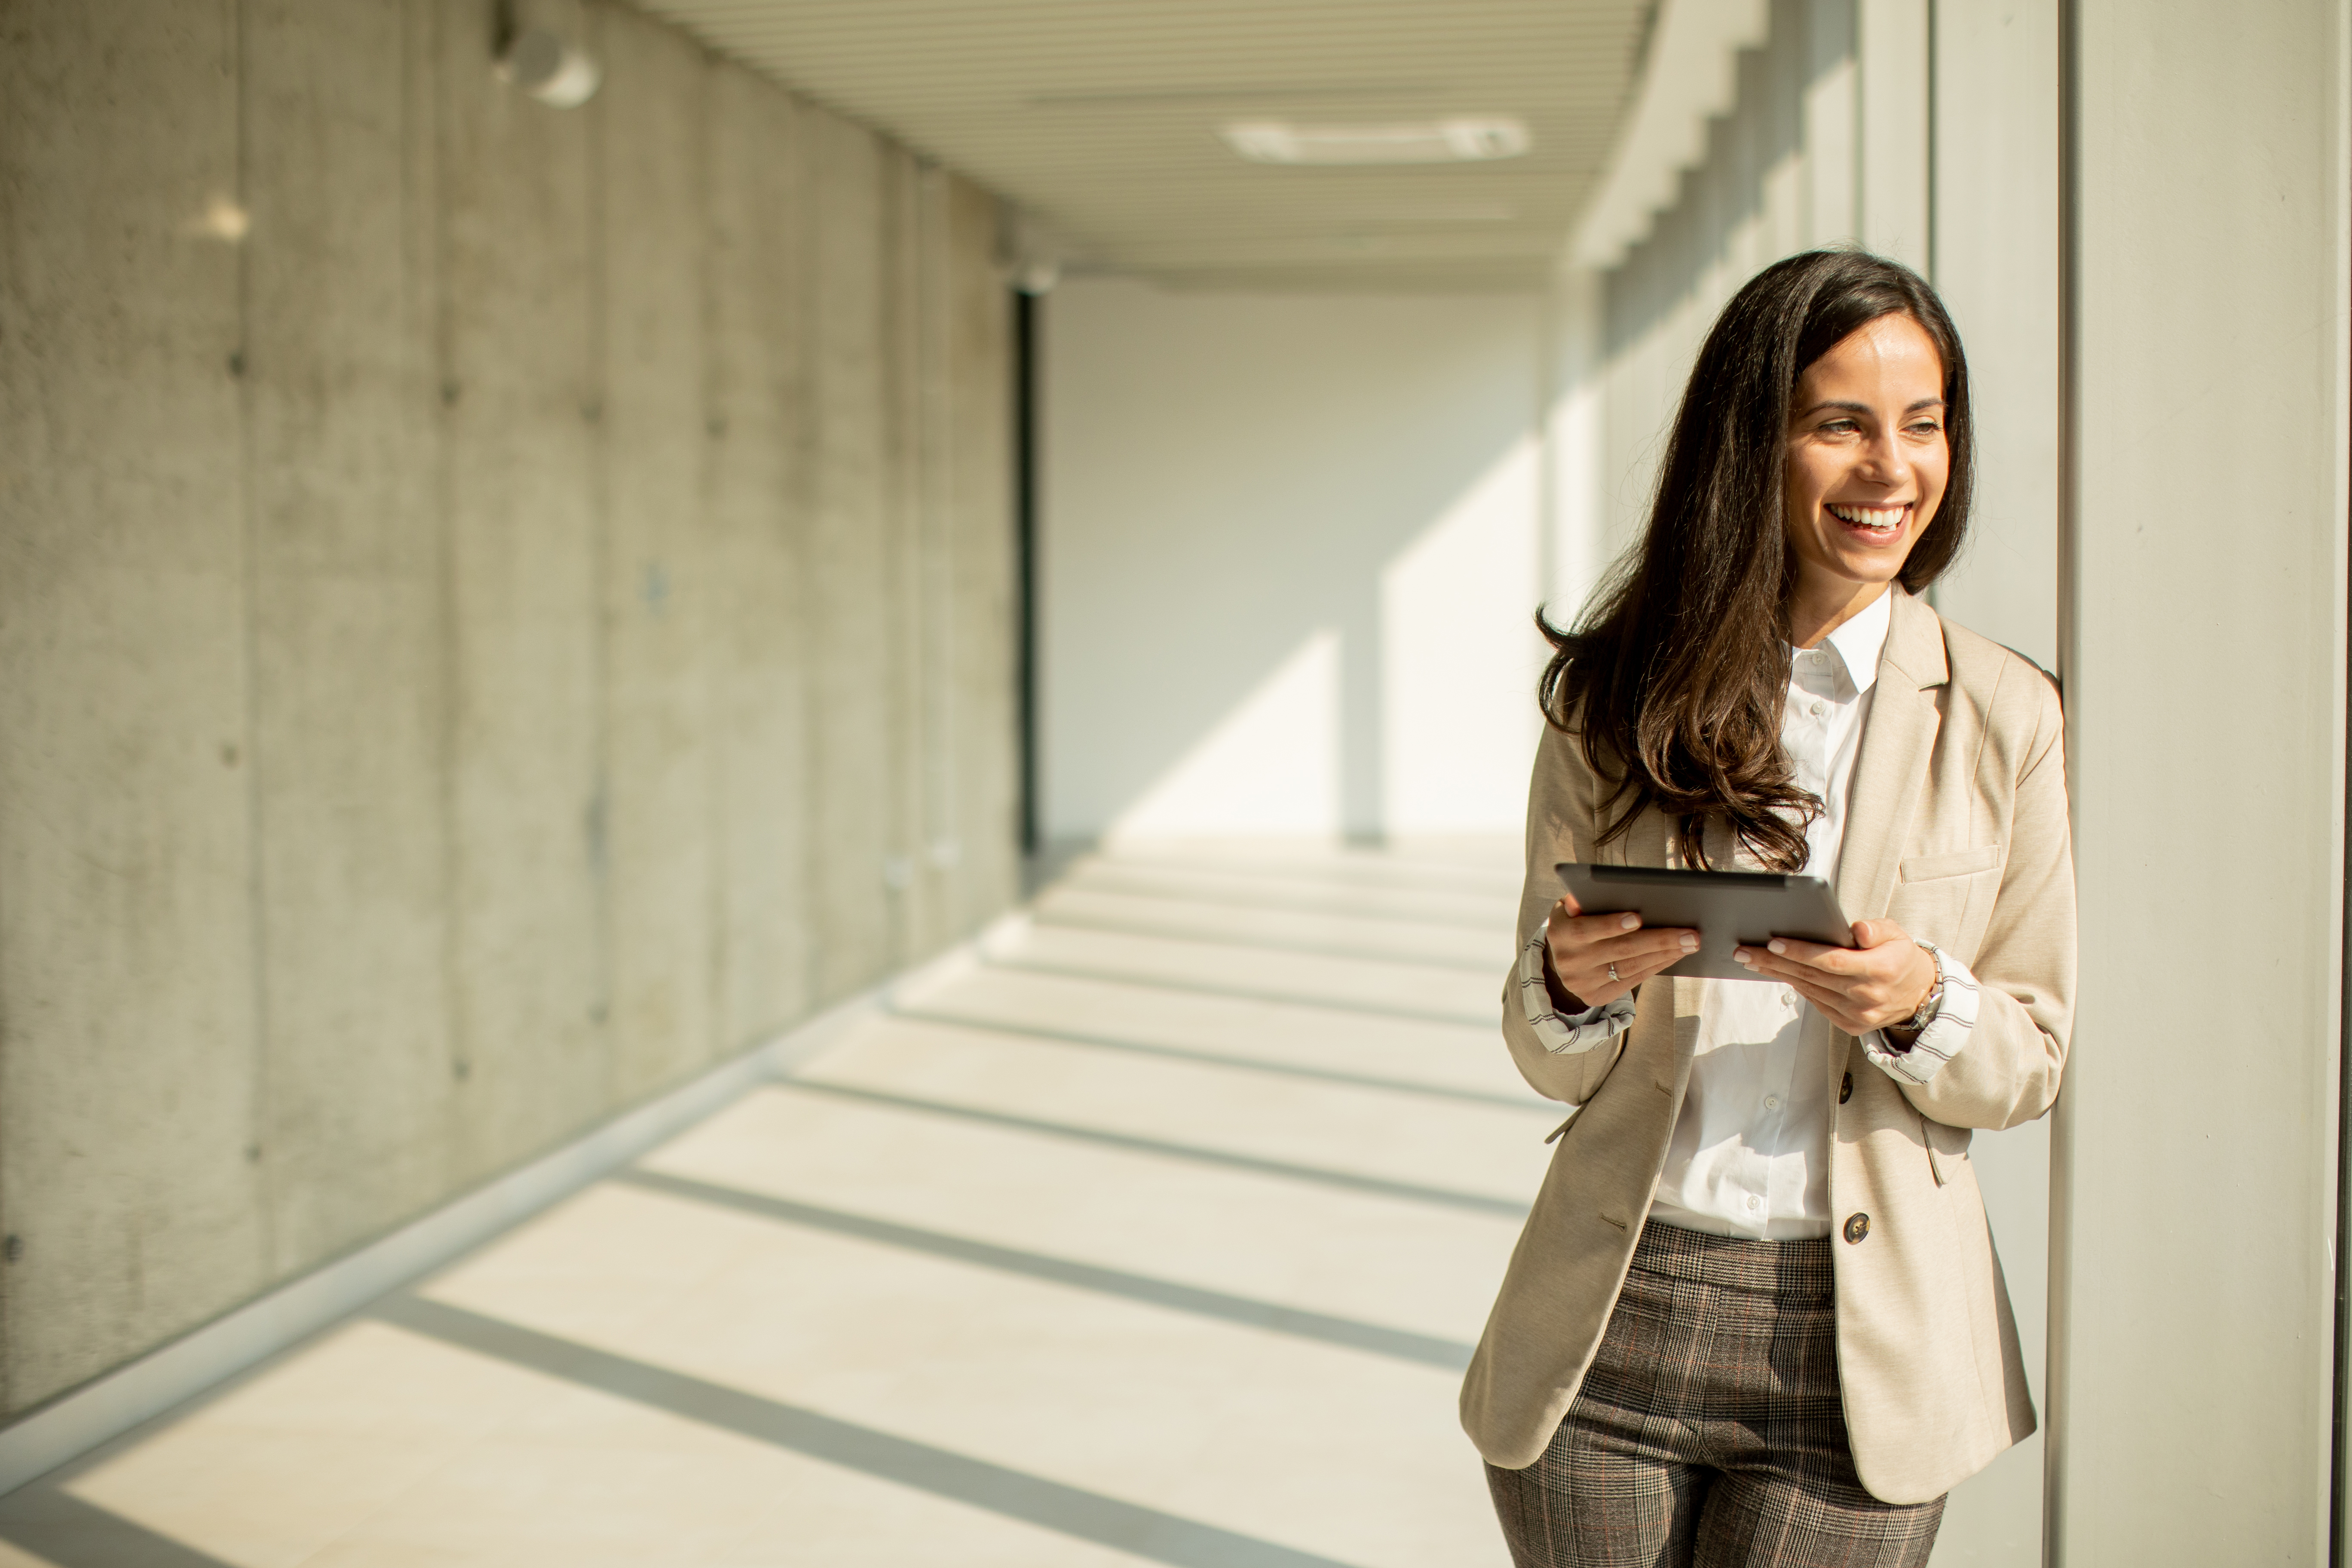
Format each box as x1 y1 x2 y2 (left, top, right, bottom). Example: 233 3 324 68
1793 397 1948 417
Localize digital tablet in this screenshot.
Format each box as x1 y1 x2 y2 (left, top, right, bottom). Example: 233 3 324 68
1553 862 1855 982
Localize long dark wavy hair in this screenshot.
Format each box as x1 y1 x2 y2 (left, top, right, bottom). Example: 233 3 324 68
1540 249 1974 872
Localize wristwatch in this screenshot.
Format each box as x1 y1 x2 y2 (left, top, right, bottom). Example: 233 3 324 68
1899 939 1947 1033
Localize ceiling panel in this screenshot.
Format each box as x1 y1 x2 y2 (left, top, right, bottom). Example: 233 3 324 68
631 0 1655 290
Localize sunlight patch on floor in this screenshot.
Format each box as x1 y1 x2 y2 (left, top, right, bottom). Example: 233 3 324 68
0 840 1540 1568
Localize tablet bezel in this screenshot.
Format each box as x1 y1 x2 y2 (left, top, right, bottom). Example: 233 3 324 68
1552 862 1854 983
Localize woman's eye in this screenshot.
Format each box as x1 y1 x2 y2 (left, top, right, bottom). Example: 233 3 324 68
1905 421 1943 438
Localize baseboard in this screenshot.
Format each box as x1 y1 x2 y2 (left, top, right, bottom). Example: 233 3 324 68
0 922 1008 1497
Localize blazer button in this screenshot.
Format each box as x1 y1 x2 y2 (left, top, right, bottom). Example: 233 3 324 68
1839 1072 1853 1104
1843 1213 1871 1244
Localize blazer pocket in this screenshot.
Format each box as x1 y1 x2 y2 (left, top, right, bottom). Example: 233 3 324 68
1900 844 2003 883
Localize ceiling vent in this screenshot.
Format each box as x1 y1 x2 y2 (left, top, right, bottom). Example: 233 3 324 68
1219 118 1531 166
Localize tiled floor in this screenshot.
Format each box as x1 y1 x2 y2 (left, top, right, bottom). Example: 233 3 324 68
0 841 1551 1567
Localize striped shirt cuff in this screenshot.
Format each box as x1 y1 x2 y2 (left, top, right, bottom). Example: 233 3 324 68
1517 923 1636 1056
1862 940 1979 1087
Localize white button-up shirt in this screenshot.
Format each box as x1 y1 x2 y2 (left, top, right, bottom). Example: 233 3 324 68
1644 588 1892 1240
1512 588 1985 1235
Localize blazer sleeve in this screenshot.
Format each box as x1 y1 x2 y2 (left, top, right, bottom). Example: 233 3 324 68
1895 668 2076 1131
1498 722 1636 1107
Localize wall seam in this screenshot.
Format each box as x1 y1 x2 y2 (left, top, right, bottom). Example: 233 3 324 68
426 0 469 1179
585 0 616 1101
885 148 919 970
2043 1 2079 1562
695 50 728 1066
1012 289 1040 859
230 0 277 1288
1922 0 1937 282
919 164 959 942
2315 1 2352 1542
2334 343 2351 1568
792 106 821 1016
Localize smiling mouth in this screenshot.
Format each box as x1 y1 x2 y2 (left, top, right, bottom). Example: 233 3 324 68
1826 502 1909 535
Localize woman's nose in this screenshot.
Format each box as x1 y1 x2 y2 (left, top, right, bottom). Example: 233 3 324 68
1855 431 1902 481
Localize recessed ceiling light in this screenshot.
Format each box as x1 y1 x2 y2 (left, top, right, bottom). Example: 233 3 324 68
496 28 601 108
1220 118 1531 166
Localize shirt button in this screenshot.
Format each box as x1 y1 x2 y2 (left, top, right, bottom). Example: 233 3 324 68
1781 988 1797 1007
1810 700 1826 717
1764 1095 1780 1110
1747 1195 1761 1211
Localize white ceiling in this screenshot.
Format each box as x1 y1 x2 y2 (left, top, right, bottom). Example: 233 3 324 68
631 0 1658 291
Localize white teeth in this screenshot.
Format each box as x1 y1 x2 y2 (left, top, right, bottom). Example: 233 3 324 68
1828 503 1906 530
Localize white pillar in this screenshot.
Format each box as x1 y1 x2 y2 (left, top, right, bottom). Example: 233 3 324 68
1856 0 1930 267
1911 8 2064 1563
2049 2 2351 1562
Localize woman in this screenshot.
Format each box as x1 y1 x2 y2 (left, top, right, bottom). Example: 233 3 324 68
1461 249 2073 1567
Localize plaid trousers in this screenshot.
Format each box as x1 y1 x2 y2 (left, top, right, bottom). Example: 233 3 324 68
1484 1221 1945 1568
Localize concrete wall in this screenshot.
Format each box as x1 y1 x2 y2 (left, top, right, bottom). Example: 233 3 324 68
1551 2 2059 1558
0 0 1018 1419
1039 278 1546 845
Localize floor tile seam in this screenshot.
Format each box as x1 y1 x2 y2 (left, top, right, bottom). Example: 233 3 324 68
885 1004 1556 1112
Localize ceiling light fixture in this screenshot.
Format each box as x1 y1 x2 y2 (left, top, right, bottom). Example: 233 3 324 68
496 28 601 107
492 0 599 108
1219 118 1531 166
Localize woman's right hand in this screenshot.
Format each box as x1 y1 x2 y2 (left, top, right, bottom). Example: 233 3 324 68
1542 893 1699 1010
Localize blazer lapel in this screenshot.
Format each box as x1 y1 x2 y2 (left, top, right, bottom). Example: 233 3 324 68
1820 591 1946 1104
1834 588 1949 930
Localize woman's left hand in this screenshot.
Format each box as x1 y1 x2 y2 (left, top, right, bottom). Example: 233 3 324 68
1733 919 1936 1036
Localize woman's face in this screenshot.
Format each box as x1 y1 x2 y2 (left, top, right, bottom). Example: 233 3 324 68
1781 312 1949 609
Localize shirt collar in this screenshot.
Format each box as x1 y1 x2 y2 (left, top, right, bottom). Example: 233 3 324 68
1796 585 1895 697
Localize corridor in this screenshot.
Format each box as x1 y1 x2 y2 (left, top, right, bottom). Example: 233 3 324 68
0 845 1550 1568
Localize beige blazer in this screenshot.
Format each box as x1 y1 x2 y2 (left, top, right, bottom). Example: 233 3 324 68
1459 589 2074 1506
